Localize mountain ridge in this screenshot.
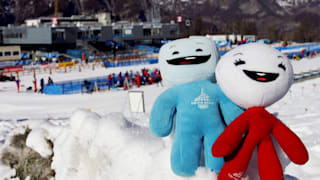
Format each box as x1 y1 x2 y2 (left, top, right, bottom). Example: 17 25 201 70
0 0 319 41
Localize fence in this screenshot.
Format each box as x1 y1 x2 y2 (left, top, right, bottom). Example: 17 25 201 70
103 58 158 68
219 43 320 59
42 68 320 95
275 44 320 59
43 76 110 95
0 60 32 68
101 52 159 68
2 61 105 78
294 70 320 83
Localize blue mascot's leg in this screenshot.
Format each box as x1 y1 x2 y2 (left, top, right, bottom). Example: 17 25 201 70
171 133 202 176
204 133 224 173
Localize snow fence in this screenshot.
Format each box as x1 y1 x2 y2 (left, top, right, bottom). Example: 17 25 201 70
275 43 320 59
103 58 158 68
43 76 110 95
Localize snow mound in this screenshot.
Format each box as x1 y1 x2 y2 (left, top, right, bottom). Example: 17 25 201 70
0 109 293 179
51 109 220 180
26 128 52 158
7 109 289 180
0 165 16 180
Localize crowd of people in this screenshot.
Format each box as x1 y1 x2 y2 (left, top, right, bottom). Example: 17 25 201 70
12 67 162 94
107 68 162 90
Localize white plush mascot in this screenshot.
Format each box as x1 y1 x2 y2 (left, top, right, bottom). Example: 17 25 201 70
212 43 308 180
150 37 243 176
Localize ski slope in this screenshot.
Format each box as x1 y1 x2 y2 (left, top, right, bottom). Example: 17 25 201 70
0 56 320 180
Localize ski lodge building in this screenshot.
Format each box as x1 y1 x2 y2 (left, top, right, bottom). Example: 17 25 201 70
0 15 180 52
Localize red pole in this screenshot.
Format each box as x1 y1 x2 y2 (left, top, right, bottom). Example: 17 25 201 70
34 79 37 92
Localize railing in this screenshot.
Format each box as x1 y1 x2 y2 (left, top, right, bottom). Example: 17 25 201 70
43 76 110 95
42 69 320 95
294 70 320 83
220 43 320 59
103 58 158 68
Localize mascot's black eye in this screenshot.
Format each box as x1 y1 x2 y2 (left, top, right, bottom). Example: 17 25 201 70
172 51 179 55
196 48 203 52
234 59 246 66
278 63 286 71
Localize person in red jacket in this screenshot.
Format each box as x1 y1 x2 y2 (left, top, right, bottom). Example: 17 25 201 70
212 43 308 180
108 74 112 90
136 72 141 88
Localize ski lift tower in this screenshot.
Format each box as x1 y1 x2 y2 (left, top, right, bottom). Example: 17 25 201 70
54 0 59 17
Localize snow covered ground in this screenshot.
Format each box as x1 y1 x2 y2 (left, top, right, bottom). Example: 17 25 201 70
0 56 320 180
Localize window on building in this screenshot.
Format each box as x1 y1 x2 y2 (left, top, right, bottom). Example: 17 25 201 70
152 28 161 35
170 29 177 35
13 51 20 56
114 29 122 37
143 29 152 36
124 29 132 36
77 32 82 38
92 30 101 37
4 32 23 39
77 31 89 39
0 52 3 57
53 32 65 40
4 51 11 56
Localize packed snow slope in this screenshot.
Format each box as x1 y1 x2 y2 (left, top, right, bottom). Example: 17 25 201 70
0 56 320 180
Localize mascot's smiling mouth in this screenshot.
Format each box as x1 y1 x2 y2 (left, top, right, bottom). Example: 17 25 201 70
167 55 211 65
243 70 279 82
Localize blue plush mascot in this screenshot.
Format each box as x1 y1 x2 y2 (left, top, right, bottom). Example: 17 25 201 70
150 37 243 176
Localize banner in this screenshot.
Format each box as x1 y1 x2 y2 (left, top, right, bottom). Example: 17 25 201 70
23 65 41 71
3 66 23 73
58 62 76 68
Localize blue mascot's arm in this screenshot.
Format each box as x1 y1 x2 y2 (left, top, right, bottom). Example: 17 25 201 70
150 88 177 137
218 89 244 125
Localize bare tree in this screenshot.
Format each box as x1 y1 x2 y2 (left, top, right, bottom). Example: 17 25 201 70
15 0 51 24
192 15 203 35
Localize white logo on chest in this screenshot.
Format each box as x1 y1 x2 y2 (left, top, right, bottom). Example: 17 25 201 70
191 88 213 109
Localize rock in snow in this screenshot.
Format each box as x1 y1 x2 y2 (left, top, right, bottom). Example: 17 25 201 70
26 128 52 158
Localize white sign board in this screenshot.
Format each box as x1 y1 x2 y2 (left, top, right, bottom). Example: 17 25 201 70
128 91 145 113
